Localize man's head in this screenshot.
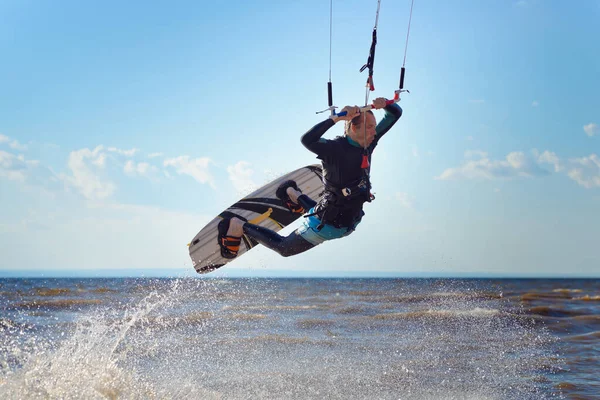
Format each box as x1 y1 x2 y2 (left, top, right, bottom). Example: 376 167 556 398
345 111 377 148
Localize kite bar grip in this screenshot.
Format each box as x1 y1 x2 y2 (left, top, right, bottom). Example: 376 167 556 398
335 99 398 117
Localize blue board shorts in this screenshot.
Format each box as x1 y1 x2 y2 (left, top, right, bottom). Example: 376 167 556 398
296 207 362 246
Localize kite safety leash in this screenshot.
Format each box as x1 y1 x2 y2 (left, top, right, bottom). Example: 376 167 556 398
358 0 382 160
360 0 381 98
319 0 416 118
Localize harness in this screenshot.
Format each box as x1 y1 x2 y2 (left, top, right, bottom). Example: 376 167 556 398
306 174 375 232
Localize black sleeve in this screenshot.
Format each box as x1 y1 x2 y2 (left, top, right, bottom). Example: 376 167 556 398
374 103 402 141
301 118 336 159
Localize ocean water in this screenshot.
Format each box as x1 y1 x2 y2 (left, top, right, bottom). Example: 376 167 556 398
0 278 598 399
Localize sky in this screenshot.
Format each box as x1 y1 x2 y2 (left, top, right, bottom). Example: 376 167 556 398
1 0 599 278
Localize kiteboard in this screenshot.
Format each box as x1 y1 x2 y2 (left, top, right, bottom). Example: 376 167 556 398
188 164 324 274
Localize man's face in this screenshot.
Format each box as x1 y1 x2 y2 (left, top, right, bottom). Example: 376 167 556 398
350 113 377 147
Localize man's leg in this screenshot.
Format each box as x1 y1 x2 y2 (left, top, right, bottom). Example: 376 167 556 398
244 185 319 256
218 182 320 258
222 216 315 257
242 222 315 257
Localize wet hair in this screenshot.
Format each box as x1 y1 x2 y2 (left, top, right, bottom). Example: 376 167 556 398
345 110 375 136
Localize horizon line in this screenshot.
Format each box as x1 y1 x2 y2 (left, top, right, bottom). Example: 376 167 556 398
0 268 597 279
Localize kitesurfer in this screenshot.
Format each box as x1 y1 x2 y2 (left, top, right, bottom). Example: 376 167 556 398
217 97 402 259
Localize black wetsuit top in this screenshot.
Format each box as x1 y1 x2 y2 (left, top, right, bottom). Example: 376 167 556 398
301 103 403 228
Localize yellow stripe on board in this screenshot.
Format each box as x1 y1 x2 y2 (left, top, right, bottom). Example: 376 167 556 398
248 208 273 224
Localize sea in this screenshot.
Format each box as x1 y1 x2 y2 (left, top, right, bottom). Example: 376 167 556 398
0 277 598 399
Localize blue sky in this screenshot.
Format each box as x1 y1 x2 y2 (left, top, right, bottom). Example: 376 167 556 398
1 0 599 277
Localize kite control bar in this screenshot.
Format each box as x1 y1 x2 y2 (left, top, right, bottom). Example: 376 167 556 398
334 92 404 117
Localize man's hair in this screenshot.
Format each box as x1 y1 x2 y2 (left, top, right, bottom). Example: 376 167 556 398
345 110 374 136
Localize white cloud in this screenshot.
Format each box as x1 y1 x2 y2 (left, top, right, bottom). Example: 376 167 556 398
0 133 27 151
0 149 63 195
163 155 214 187
439 148 600 189
466 136 474 141
10 141 27 151
583 123 598 137
0 150 38 182
532 100 539 107
16 154 39 166
107 147 139 157
124 160 157 177
91 152 106 168
567 154 600 188
65 146 116 200
227 161 257 194
137 163 151 175
436 150 550 181
412 147 419 157
534 150 563 172
506 152 528 169
148 152 163 159
6 198 212 270
124 160 135 175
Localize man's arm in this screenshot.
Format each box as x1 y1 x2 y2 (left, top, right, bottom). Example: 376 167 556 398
374 103 403 141
301 118 336 157
301 106 360 158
